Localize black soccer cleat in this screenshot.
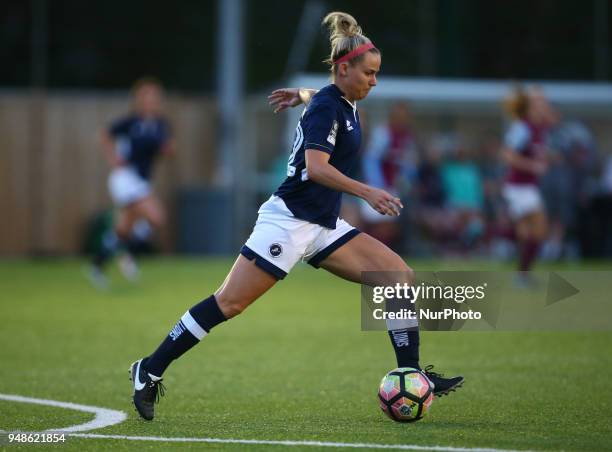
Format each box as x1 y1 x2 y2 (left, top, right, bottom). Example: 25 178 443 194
421 365 464 397
129 358 166 420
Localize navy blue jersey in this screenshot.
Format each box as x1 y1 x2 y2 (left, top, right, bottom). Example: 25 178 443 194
109 115 171 180
274 84 361 229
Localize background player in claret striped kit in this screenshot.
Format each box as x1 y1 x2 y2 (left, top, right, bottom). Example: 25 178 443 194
360 101 418 248
89 77 175 288
128 11 463 421
501 86 551 286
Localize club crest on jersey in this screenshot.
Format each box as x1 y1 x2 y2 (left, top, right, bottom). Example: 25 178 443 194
269 243 283 258
346 119 354 131
327 120 339 145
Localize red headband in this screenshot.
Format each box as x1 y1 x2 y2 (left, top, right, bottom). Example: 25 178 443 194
334 42 377 65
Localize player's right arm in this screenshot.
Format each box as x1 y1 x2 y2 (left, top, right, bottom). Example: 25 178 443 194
100 128 125 168
101 117 134 168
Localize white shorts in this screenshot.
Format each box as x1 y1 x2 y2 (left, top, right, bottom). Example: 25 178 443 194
108 167 151 207
503 183 544 220
242 196 360 279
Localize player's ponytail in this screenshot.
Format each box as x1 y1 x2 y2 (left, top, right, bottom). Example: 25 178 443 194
504 85 529 120
322 12 379 78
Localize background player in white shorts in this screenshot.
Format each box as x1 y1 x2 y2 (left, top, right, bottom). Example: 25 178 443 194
128 11 463 421
501 87 551 284
89 77 174 287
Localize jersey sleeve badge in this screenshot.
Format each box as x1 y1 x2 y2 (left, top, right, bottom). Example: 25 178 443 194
327 120 339 146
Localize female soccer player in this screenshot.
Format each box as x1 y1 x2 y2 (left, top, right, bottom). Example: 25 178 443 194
129 12 463 421
501 86 550 285
89 78 174 287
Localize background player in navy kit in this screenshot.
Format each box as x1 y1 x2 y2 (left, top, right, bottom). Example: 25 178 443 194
129 12 463 421
89 77 174 287
501 87 550 285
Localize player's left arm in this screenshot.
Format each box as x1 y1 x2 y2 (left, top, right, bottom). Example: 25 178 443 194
268 88 318 113
160 119 176 156
306 149 402 216
301 103 401 216
161 139 176 156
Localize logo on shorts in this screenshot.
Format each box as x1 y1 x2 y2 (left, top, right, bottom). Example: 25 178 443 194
269 243 283 258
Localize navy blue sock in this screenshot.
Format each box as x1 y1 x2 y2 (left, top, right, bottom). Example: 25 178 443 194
388 328 420 369
144 295 227 377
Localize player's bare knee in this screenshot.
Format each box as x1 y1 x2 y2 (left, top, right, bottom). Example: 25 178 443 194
215 293 249 319
403 265 415 285
150 208 166 229
390 264 414 286
367 257 414 287
385 253 413 280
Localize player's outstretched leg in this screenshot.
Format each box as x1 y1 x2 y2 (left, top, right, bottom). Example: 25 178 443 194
129 294 227 420
129 256 277 420
387 324 464 397
318 232 464 398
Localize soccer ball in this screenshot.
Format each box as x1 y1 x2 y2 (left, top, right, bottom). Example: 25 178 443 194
378 367 434 422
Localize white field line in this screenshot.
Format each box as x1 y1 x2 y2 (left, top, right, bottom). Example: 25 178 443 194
0 393 126 433
0 392 534 452
69 433 533 452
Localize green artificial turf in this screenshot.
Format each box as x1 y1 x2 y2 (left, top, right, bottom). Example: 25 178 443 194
0 258 611 451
